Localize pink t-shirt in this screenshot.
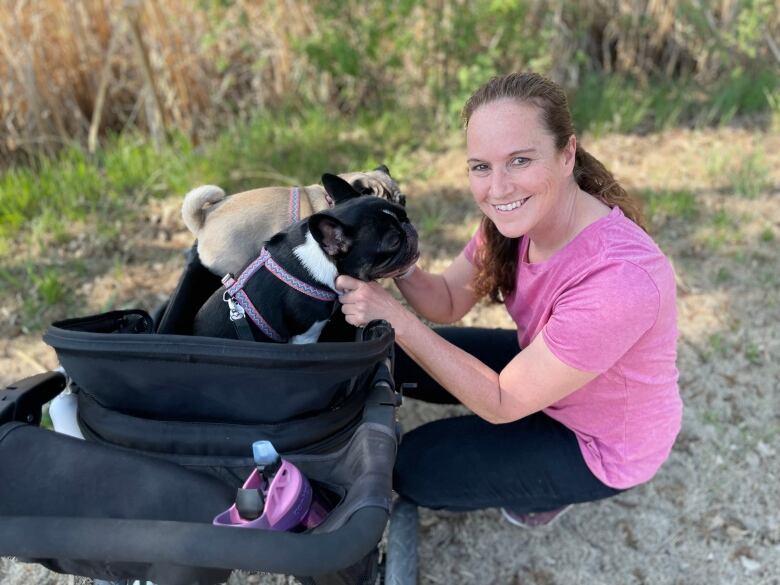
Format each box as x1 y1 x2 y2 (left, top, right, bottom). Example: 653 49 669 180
464 206 681 488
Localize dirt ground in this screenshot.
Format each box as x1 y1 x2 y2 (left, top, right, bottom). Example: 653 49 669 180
1 127 779 585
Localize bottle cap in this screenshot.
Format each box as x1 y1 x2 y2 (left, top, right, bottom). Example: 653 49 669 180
252 440 280 467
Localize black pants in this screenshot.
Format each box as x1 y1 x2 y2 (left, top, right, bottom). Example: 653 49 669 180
392 327 623 512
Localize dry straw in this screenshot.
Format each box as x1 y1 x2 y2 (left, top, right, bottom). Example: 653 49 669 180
0 0 314 161
1 0 777 163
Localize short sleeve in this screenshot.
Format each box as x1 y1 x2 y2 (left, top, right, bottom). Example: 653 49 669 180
542 261 661 373
463 228 483 266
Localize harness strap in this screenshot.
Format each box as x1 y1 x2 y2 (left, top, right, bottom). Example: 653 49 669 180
229 302 257 341
222 247 336 342
264 255 337 302
289 187 301 224
290 185 334 225
222 273 284 343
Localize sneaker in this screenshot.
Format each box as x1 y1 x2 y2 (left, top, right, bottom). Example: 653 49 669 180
501 505 571 529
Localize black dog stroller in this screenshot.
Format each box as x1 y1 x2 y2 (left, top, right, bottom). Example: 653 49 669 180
0 249 419 585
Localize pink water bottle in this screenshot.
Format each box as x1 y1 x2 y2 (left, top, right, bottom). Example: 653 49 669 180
213 441 328 531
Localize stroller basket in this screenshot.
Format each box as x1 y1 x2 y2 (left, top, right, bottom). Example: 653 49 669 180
0 369 397 583
0 249 402 585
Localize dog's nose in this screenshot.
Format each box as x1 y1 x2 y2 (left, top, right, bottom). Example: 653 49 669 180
398 194 407 206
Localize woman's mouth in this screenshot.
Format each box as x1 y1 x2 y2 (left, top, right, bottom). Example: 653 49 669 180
493 196 531 212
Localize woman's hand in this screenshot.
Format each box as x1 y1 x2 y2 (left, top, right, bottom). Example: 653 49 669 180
336 275 407 330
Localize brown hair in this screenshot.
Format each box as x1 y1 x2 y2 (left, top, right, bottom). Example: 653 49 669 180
462 72 646 302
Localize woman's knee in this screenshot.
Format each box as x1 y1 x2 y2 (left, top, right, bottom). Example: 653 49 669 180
392 427 433 505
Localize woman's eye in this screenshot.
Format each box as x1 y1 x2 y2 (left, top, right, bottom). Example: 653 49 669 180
469 164 489 174
510 157 530 167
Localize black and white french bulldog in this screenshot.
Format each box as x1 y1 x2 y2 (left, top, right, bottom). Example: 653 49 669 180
191 173 419 343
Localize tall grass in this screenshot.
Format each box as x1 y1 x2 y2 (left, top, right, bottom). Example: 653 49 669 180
2 0 778 164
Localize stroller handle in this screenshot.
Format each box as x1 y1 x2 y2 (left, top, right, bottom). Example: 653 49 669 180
1 371 66 426
0 506 389 576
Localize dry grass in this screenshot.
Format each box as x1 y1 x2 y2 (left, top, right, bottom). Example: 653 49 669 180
0 0 313 158
2 0 777 162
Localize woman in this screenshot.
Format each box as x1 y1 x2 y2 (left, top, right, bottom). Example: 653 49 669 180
336 72 681 527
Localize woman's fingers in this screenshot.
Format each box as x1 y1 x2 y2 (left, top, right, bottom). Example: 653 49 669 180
335 274 360 293
340 303 365 326
337 279 398 328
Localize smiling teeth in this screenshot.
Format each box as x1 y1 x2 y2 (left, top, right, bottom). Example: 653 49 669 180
494 197 530 211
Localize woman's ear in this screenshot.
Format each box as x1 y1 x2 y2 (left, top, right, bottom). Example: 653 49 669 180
563 134 577 176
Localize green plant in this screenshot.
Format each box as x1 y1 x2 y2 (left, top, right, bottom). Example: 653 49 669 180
415 199 449 237
766 88 780 132
711 209 736 230
695 208 743 251
27 266 67 306
705 147 731 184
715 267 733 284
732 151 770 199
571 75 654 136
702 409 725 427
641 189 698 224
708 333 727 357
744 342 762 366
698 67 778 127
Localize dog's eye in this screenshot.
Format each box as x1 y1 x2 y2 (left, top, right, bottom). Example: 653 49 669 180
384 233 401 249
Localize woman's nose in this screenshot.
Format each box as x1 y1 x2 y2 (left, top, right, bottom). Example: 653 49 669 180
489 167 511 198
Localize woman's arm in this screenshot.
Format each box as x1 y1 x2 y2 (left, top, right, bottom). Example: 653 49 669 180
392 308 598 423
393 253 479 324
336 276 599 424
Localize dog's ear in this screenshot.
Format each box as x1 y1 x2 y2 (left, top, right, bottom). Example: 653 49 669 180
322 173 362 204
309 213 353 257
374 164 391 176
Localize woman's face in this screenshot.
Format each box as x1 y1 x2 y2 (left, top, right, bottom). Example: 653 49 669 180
466 98 575 239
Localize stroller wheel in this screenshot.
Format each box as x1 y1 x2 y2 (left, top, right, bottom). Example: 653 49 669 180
383 497 418 585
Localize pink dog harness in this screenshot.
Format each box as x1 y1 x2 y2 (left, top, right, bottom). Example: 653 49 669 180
222 247 337 342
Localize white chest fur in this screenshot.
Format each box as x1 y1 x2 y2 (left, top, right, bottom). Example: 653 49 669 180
290 319 329 344
292 232 338 290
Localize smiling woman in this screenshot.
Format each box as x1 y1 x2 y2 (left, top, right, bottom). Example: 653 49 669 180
336 72 681 528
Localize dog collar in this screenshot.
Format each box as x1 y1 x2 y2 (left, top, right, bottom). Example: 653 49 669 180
222 247 338 342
